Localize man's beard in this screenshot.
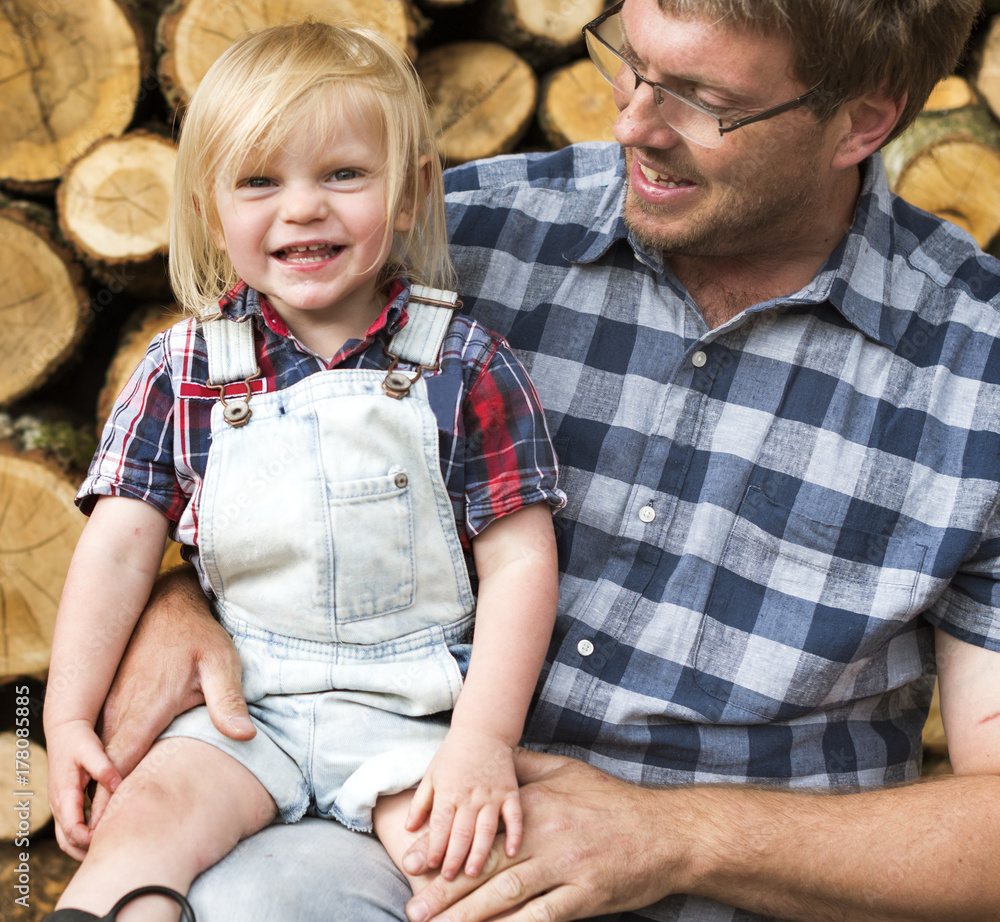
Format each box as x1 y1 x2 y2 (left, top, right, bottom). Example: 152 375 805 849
621 145 816 260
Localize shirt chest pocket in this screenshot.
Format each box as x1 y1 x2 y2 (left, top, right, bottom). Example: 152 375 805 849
693 484 929 723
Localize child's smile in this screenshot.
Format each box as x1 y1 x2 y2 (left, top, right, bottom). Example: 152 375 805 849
212 112 412 354
272 242 345 263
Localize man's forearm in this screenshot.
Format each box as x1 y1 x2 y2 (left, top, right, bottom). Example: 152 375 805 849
405 751 1000 922
677 772 1000 922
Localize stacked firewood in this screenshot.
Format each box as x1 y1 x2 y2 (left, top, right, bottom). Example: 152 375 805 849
1 0 993 878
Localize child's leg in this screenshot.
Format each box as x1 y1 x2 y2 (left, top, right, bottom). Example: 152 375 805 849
372 790 436 896
58 737 277 922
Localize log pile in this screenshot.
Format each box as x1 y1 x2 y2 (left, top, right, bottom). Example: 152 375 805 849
2 0 995 876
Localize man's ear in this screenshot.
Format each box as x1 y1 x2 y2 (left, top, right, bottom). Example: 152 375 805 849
393 154 435 233
831 92 907 170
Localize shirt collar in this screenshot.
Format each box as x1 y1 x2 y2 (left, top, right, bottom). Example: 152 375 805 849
218 279 409 362
562 150 631 266
565 147 900 347
787 154 899 347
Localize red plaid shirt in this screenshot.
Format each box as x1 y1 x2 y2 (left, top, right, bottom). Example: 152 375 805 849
80 281 563 580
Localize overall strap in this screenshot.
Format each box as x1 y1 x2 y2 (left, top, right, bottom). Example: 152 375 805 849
202 317 259 427
387 285 461 368
203 316 258 386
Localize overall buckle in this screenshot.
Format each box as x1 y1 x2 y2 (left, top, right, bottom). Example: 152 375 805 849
209 367 261 427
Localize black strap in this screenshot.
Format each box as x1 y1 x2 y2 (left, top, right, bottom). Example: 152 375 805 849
103 886 196 921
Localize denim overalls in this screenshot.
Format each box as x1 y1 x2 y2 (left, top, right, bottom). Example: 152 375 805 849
162 287 476 831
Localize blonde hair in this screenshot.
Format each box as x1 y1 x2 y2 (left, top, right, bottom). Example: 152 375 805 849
170 21 455 318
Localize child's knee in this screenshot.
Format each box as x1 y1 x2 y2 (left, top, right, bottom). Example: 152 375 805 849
91 764 186 843
90 740 206 842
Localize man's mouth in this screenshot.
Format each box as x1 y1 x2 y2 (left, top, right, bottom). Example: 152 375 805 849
274 243 342 262
638 163 694 189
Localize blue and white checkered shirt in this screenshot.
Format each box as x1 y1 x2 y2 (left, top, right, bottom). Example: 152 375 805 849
444 142 1000 922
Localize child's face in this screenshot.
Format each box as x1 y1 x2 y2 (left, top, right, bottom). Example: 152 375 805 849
212 112 411 343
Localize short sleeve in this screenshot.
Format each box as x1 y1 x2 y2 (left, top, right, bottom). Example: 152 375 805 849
925 515 1000 652
77 324 187 523
462 335 565 536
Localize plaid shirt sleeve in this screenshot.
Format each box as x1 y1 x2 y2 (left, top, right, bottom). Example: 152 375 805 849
441 318 564 539
77 321 194 524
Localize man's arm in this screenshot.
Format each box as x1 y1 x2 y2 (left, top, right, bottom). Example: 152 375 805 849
404 632 1000 922
98 564 254 780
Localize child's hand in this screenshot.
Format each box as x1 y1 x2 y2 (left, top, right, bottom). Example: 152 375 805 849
405 726 522 880
46 719 121 860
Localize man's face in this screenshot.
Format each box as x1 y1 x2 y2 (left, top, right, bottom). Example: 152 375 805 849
614 0 837 260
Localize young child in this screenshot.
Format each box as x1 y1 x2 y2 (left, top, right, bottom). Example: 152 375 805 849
42 22 563 922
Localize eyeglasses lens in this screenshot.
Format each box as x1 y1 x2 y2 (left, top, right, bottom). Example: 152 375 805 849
584 10 723 148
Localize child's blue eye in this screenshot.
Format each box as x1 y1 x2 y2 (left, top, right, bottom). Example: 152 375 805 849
241 176 272 188
331 169 359 181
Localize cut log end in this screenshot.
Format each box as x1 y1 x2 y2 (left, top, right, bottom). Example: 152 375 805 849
894 138 1000 246
0 732 50 840
0 448 86 683
482 0 605 66
924 75 978 113
58 132 178 265
0 0 145 186
0 203 89 408
974 15 1000 122
885 101 1000 248
97 304 182 431
157 0 418 110
418 42 538 164
538 59 618 149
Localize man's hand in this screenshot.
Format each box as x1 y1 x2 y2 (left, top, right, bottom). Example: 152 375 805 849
92 566 253 823
402 749 688 922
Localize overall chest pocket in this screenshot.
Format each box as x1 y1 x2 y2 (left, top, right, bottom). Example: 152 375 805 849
694 484 928 722
327 467 416 623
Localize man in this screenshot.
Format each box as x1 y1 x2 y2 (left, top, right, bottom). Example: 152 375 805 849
99 0 1000 919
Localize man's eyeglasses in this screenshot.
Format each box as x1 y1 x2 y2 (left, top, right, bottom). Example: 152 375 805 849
582 0 821 149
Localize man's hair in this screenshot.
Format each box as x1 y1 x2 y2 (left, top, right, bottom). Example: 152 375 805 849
170 21 454 318
657 0 981 143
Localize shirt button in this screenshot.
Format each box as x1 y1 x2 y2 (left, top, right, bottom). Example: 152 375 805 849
638 505 655 523
577 639 595 656
691 350 707 367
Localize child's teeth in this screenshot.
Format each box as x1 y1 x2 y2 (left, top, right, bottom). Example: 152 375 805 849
280 244 335 261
